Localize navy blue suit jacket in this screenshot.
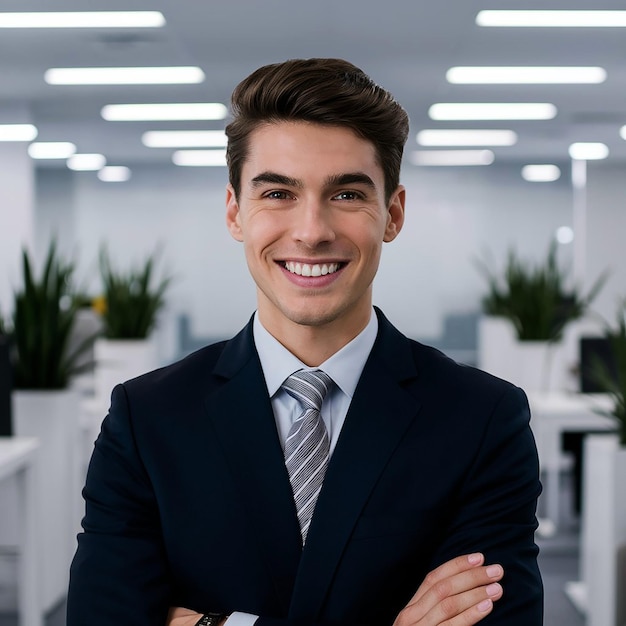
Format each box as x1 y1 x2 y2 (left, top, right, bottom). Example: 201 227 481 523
68 309 543 625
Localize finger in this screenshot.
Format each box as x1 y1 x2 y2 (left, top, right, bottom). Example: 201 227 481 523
410 553 484 605
424 581 503 626
404 563 504 622
396 580 503 626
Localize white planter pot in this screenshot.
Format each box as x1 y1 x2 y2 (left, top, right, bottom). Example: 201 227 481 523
478 317 570 392
478 316 519 383
12 388 82 613
93 338 157 411
514 340 560 393
579 434 626 626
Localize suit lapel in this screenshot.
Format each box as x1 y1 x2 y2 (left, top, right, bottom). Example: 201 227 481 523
204 321 302 611
288 311 422 619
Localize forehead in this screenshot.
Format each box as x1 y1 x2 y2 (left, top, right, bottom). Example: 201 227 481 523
241 121 383 184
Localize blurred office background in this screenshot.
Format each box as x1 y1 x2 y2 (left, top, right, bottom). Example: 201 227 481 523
1 1 626 625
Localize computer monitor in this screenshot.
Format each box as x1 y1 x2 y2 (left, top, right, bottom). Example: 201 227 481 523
579 336 618 393
0 335 12 435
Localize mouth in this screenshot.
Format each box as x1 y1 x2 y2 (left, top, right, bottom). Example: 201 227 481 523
282 261 343 277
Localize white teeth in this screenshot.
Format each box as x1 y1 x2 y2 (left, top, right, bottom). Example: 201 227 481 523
284 262 340 276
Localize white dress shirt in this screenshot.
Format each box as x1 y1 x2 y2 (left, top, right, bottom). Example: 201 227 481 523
225 309 378 626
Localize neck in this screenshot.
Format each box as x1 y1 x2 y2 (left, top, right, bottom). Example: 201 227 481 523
258 309 372 366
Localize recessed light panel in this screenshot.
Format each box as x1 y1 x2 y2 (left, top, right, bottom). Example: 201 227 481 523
429 103 557 121
476 10 626 27
102 103 228 121
67 154 106 171
28 142 76 159
568 143 609 160
0 124 38 141
45 67 205 86
98 166 131 182
521 164 561 182
417 129 517 146
143 130 227 148
172 150 227 167
0 12 165 28
446 66 606 84
409 150 495 167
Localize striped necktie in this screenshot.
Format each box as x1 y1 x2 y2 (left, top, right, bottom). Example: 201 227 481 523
282 369 333 544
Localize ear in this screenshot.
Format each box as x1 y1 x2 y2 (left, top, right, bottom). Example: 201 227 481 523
383 185 405 242
225 184 244 242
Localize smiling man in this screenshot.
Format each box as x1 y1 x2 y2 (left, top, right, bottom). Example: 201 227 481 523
67 59 543 626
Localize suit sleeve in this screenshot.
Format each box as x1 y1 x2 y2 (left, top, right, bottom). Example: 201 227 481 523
427 385 543 624
67 384 172 625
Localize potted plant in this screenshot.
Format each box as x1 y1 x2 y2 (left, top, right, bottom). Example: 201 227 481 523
475 241 607 391
578 299 626 626
93 247 172 412
585 299 626 442
11 243 94 389
9 241 93 611
0 315 11 436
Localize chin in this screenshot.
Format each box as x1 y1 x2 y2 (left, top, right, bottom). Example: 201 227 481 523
281 300 354 329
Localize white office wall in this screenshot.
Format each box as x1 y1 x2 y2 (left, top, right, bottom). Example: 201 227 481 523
0 143 35 319
35 159 623 353
586 162 626 327
376 163 573 337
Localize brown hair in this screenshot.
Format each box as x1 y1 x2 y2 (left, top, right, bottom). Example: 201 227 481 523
225 58 409 202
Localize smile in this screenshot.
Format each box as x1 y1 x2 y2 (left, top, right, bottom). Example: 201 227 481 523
283 261 341 277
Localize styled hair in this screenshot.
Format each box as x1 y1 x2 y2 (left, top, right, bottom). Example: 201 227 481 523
225 58 409 202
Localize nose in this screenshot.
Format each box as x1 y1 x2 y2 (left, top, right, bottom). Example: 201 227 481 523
291 198 336 248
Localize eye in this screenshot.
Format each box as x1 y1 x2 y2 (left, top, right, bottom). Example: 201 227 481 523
333 190 363 201
264 190 291 200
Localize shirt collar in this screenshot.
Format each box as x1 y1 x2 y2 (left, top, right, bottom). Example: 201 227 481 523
253 310 378 399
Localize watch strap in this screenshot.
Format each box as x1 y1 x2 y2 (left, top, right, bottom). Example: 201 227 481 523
195 613 227 626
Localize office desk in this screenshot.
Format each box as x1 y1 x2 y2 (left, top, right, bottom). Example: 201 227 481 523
528 392 616 532
0 438 42 626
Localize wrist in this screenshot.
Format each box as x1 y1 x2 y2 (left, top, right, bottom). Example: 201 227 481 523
195 613 229 626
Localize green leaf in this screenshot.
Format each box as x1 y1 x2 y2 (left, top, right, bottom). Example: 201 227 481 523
11 241 94 389
99 246 172 340
476 241 608 341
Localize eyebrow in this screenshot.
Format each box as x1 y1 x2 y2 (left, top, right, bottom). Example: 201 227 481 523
324 172 376 189
250 172 302 188
249 171 376 190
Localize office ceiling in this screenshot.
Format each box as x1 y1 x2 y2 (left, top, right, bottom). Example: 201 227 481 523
2 0 626 173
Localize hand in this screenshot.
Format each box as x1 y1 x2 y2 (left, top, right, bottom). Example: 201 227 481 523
393 553 504 626
167 607 203 626
167 607 230 626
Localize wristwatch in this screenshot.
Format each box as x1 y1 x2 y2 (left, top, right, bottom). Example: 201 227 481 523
195 613 227 626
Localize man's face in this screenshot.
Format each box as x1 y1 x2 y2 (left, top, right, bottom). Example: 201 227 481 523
226 121 405 338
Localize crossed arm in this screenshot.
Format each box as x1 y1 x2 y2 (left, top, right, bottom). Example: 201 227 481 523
167 553 505 626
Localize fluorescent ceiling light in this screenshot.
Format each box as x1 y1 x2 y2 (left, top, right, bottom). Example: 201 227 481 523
0 11 165 28
98 166 131 182
67 153 106 171
416 129 517 146
409 150 495 167
429 103 557 121
568 142 609 160
0 124 38 142
172 150 227 167
521 164 561 182
476 10 626 27
28 141 76 159
620 125 626 141
143 130 227 148
446 66 606 84
102 103 228 121
45 67 205 86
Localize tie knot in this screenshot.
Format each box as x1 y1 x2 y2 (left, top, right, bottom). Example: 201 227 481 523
282 369 333 412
